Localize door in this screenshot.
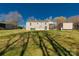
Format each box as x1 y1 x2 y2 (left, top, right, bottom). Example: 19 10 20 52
49 24 55 30
30 28 35 30
45 26 47 30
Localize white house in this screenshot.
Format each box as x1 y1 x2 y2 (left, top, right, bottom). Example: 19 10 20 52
26 20 57 30
62 23 73 30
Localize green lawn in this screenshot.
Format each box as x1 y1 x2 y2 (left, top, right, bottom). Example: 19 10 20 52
0 29 79 56
48 30 79 55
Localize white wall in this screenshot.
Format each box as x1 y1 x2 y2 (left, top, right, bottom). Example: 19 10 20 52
62 23 73 30
26 21 56 30
26 22 48 30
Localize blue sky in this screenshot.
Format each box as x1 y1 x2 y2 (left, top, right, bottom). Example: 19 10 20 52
0 3 79 26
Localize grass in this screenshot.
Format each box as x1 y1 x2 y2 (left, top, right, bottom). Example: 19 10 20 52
48 30 79 55
0 29 79 56
0 29 27 36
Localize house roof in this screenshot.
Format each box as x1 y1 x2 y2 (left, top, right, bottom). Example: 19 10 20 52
27 19 54 22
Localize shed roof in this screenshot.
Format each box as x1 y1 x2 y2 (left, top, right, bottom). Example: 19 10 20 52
0 22 17 25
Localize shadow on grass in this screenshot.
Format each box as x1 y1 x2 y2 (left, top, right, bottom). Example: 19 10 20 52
34 32 50 56
0 31 73 56
20 32 30 56
43 31 73 56
0 33 25 56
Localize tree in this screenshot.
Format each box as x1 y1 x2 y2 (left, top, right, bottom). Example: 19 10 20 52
68 15 79 23
53 16 66 30
54 16 66 24
4 11 24 26
28 16 36 21
68 15 79 29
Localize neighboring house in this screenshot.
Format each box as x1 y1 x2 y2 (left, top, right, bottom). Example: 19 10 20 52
0 22 17 30
62 23 73 30
26 20 57 30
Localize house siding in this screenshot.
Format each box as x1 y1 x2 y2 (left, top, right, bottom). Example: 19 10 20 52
26 21 56 30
